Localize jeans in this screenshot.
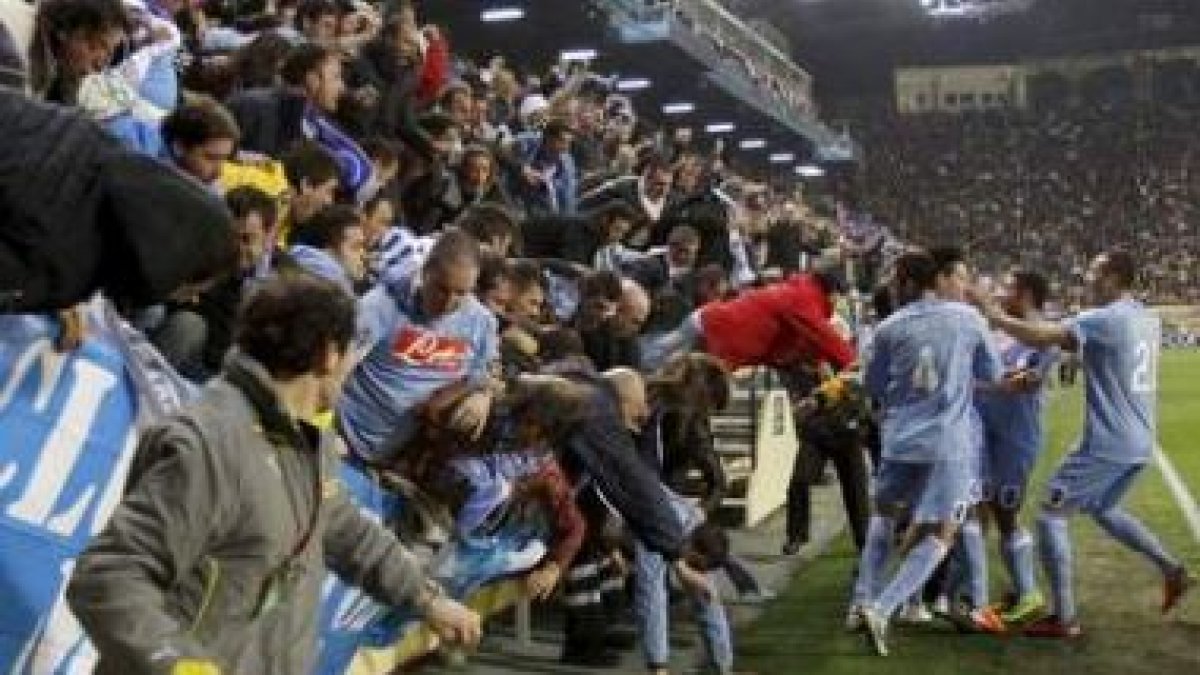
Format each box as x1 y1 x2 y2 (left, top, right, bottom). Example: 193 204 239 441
633 539 733 673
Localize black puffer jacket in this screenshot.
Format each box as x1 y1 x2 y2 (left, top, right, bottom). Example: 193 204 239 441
0 91 235 312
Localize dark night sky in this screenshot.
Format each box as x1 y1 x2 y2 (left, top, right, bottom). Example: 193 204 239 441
727 0 1200 99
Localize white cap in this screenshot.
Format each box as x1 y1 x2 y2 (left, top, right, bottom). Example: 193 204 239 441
519 94 549 121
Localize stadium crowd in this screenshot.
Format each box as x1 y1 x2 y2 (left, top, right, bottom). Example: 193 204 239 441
854 101 1200 306
0 0 1194 672
0 0 854 673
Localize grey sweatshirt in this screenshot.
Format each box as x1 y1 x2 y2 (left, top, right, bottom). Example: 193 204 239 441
67 353 432 674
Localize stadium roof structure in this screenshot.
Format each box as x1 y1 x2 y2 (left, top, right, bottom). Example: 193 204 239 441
730 0 1200 97
425 1 855 182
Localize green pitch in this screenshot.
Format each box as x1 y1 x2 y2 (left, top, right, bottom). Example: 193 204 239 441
738 351 1200 675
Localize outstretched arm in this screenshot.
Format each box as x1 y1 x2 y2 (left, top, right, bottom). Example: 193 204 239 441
967 284 1078 352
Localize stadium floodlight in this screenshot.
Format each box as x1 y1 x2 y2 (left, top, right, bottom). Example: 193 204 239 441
920 0 1033 19
739 138 767 150
796 164 825 178
705 122 736 134
616 78 651 92
560 48 598 63
769 152 796 163
662 102 695 115
481 7 524 22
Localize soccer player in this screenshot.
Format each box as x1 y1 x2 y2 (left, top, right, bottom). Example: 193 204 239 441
852 250 1003 656
975 270 1058 624
969 249 1193 638
928 246 1006 634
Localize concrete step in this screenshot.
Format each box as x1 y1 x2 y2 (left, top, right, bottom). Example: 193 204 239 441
715 441 754 457
711 416 754 432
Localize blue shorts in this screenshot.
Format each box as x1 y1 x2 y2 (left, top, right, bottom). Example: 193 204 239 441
874 459 976 525
1043 450 1144 514
984 441 1039 510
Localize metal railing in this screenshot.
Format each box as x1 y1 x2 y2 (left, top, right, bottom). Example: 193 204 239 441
592 0 817 123
669 0 815 121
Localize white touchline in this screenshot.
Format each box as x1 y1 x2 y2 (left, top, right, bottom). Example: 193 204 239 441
1153 445 1200 545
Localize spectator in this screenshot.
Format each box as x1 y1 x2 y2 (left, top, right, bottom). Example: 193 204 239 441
624 224 702 297
29 0 126 105
280 141 341 239
581 154 675 246
337 229 499 464
577 276 648 372
287 203 369 292
195 185 278 373
160 96 241 188
508 117 579 216
67 272 481 674
229 42 373 200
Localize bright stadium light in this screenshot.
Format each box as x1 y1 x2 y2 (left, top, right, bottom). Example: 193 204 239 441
560 48 598 63
616 78 651 92
739 138 767 150
920 0 1033 19
705 122 736 134
796 164 825 178
481 7 524 22
769 152 796 163
662 102 695 115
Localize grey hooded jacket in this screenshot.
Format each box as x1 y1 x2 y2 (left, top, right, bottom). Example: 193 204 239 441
67 353 433 674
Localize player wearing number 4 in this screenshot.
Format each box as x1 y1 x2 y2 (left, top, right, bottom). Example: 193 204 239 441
967 249 1194 639
850 250 1003 656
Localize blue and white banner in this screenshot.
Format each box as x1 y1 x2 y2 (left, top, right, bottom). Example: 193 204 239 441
0 305 188 674
0 303 547 674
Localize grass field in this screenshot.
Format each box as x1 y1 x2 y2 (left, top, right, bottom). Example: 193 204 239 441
738 350 1200 675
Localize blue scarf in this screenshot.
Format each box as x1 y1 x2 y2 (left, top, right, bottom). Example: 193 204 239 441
302 105 374 202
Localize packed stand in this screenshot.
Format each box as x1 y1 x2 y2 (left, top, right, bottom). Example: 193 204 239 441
0 0 858 673
850 100 1200 305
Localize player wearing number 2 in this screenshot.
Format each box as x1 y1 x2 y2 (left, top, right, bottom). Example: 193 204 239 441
850 250 1003 656
968 249 1194 639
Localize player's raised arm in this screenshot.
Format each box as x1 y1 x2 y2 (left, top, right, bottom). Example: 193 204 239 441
967 283 1077 352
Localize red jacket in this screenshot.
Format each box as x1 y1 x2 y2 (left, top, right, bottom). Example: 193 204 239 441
699 274 855 371
417 32 451 107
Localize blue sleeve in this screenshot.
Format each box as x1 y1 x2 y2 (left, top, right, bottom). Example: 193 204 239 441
467 310 499 385
560 154 579 215
1066 308 1110 349
863 325 890 399
1034 346 1060 379
973 320 1004 384
354 287 398 355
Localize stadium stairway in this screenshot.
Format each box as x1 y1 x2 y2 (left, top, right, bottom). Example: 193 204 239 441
712 368 801 528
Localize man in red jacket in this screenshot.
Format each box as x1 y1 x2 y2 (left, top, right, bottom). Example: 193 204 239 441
647 271 856 373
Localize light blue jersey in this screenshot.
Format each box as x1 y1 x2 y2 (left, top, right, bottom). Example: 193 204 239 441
865 299 1002 463
1066 299 1159 464
337 279 498 461
976 331 1058 500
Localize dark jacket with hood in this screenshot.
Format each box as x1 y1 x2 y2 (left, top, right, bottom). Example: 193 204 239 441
0 91 234 312
225 86 308 158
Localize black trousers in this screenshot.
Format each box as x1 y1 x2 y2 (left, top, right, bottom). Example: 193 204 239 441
561 488 625 658
786 433 871 550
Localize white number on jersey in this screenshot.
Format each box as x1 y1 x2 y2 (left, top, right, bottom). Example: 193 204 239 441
912 345 940 393
1131 318 1160 394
